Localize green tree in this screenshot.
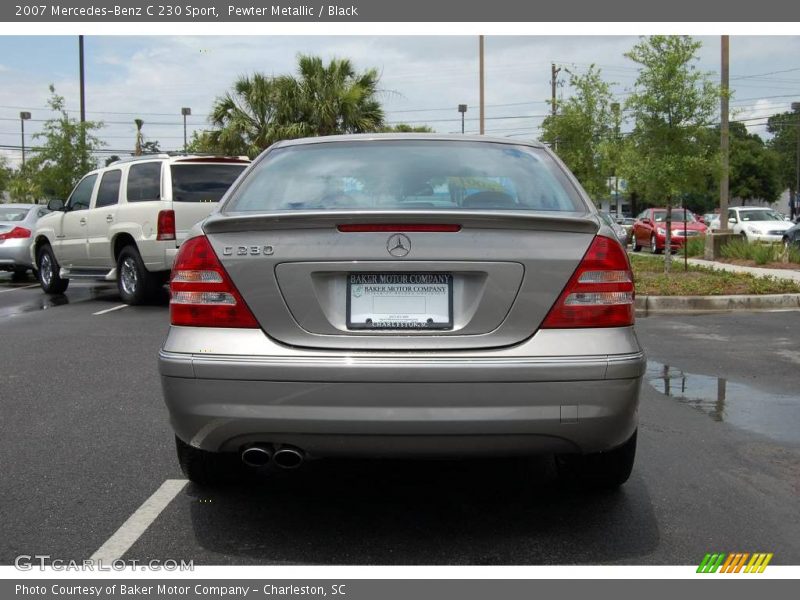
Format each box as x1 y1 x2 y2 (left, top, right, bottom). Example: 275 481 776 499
379 123 434 133
8 163 42 203
621 36 719 272
0 155 11 196
206 55 385 157
28 85 104 200
540 65 616 199
766 110 800 201
728 122 781 204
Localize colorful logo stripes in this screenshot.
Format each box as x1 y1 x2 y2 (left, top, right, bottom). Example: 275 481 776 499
697 552 773 573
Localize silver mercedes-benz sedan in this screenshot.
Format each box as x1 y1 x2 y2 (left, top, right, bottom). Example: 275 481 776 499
159 134 645 488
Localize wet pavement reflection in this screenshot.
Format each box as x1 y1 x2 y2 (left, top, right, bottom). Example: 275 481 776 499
647 361 800 445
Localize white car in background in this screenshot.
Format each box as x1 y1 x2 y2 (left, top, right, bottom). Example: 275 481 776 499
710 207 794 243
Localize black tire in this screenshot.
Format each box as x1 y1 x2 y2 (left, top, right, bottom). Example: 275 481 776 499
556 430 637 490
632 237 642 252
116 245 159 305
37 245 69 294
175 436 243 487
650 235 662 254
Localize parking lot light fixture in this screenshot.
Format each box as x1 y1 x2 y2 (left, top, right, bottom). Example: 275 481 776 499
20 111 31 167
181 107 191 152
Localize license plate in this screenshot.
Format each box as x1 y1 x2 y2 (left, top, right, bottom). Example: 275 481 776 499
347 272 453 330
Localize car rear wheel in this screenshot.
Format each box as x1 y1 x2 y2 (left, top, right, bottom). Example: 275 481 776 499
556 430 637 490
117 245 160 305
175 436 243 487
37 245 69 294
650 235 662 254
632 236 642 252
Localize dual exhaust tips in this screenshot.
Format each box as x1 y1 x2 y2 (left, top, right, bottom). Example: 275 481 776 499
241 444 304 469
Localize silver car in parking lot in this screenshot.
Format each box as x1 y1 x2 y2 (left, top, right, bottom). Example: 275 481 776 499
159 134 645 488
0 203 50 276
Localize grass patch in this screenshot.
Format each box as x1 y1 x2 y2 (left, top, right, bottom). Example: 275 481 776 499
630 254 800 296
719 238 800 266
683 236 706 257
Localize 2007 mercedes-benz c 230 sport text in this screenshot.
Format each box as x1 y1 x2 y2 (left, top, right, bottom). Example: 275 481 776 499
158 134 645 488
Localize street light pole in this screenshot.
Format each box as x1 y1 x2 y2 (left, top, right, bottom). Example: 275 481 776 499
792 102 800 218
479 36 485 135
19 112 31 167
181 107 191 152
458 104 467 134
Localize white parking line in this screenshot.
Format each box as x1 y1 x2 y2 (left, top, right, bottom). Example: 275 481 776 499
90 479 187 563
0 284 39 293
92 304 128 316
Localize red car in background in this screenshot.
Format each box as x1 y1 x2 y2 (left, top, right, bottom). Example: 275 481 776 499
632 208 708 253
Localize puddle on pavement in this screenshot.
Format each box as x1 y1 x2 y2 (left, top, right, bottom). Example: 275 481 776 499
0 285 119 319
647 361 800 445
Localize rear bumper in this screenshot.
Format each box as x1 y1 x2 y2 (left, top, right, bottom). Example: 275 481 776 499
0 238 33 269
159 327 645 457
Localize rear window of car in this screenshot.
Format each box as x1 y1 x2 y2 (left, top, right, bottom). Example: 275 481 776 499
224 141 585 213
170 164 247 203
0 207 30 221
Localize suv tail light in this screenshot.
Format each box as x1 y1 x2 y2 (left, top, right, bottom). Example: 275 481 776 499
156 210 176 241
170 236 258 328
541 235 634 328
0 227 31 241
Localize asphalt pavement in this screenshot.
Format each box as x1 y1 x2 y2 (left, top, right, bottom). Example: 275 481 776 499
1 271 798 565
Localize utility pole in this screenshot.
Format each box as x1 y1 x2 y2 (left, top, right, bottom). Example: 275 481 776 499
719 35 730 232
550 63 561 116
78 36 86 124
551 63 561 152
479 35 485 135
78 35 87 169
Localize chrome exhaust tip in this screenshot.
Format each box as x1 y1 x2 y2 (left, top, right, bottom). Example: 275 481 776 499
241 445 273 468
273 446 304 469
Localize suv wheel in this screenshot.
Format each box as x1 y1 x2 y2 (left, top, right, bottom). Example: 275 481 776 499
117 245 159 305
175 436 243 487
556 430 637 490
37 245 69 294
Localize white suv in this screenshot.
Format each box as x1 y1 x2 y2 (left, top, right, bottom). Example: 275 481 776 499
32 154 249 304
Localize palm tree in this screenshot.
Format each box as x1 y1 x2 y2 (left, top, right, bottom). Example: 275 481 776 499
134 119 144 156
206 56 385 157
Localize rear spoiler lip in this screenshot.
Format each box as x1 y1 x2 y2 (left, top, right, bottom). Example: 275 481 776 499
203 210 600 235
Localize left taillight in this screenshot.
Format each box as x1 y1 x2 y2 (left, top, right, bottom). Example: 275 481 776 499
169 235 259 328
157 210 176 241
0 227 31 241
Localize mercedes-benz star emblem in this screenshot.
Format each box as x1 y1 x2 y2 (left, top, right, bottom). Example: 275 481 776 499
387 233 411 257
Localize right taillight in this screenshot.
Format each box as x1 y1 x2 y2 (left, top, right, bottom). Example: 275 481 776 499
169 236 258 328
541 235 635 328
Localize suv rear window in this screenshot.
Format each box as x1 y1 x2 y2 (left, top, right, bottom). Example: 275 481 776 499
225 141 584 213
127 162 162 203
171 164 246 203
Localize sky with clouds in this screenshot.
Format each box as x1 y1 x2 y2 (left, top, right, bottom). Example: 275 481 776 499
0 35 798 166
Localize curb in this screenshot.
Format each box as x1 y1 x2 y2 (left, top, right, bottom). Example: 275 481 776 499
636 293 800 314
